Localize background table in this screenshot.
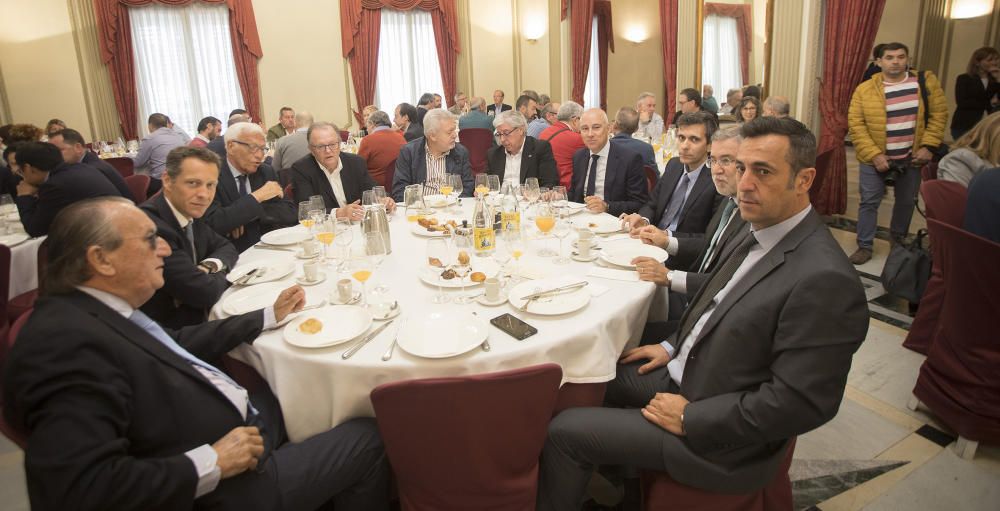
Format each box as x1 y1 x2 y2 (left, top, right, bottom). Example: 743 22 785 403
2 236 44 299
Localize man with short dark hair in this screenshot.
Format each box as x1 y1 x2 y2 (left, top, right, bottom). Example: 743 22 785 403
266 107 295 142
191 117 222 148
516 95 538 120
527 101 560 138
134 113 188 192
49 128 133 200
672 88 704 126
432 94 443 109
569 108 649 216
488 89 512 116
610 107 657 169
394 103 423 142
416 93 435 124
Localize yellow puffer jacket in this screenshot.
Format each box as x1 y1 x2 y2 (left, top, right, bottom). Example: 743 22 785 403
847 71 949 164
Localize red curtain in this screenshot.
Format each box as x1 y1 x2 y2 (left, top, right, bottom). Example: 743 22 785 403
569 0 595 105
94 0 263 140
704 3 751 85
340 0 461 124
660 0 678 116
561 0 568 20
594 1 615 112
813 0 886 214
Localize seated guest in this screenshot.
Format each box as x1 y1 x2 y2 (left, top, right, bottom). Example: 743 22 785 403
487 111 559 187
516 94 538 121
49 128 133 201
358 110 407 187
622 112 722 238
1 143 24 197
539 101 586 189
701 84 720 114
671 88 706 126
394 103 423 142
719 88 743 115
458 97 494 130
415 93 434 124
14 142 122 236
44 118 66 137
964 166 1000 243
743 84 762 98
610 107 657 169
527 101 560 138
190 116 222 148
736 96 762 123
569 108 649 216
4 123 44 144
763 96 791 118
358 105 379 136
202 122 295 252
272 110 314 173
391 109 474 201
266 106 295 142
938 111 1000 186
432 94 443 109
3 197 389 511
140 147 238 328
636 92 665 140
448 91 469 115
291 122 395 221
537 118 870 509
134 113 188 195
488 89 512 116
521 89 541 103
208 113 251 160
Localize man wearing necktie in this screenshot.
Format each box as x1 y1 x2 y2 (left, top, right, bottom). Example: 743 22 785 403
537 118 869 508
3 197 389 511
140 146 238 329
568 108 649 216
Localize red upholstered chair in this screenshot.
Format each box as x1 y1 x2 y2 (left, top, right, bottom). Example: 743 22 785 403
640 438 796 511
338 130 350 143
106 157 134 178
921 161 938 182
0 309 32 449
459 128 493 175
371 363 562 511
125 174 150 203
643 165 658 194
910 219 1000 459
381 158 397 190
903 180 968 355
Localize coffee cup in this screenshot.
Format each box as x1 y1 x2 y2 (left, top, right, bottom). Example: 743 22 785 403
302 240 319 257
578 228 595 241
484 277 501 302
577 238 592 258
303 261 320 282
336 279 353 303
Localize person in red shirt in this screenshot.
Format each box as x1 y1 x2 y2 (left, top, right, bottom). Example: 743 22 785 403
358 110 407 188
189 116 221 148
537 101 585 188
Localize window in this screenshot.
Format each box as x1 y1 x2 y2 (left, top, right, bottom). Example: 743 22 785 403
701 14 743 97
130 3 244 136
375 9 446 114
582 16 600 109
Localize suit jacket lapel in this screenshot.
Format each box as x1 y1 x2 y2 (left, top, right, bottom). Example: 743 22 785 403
152 194 195 257
655 162 683 220
683 167 714 214
520 137 536 182
603 145 620 197
339 155 358 204
306 157 339 208
414 144 428 183
489 147 506 182
218 160 239 204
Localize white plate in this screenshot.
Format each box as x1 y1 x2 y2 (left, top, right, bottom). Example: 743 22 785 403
476 293 508 306
227 259 295 285
295 272 326 286
570 214 622 234
600 243 668 269
418 257 500 288
508 279 591 315
563 202 587 216
260 225 312 246
397 311 488 358
222 281 323 315
0 232 30 246
283 305 373 349
423 194 457 208
410 219 460 237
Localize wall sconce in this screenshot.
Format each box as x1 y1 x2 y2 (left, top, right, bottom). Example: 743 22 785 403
951 0 994 18
524 20 546 43
624 25 647 44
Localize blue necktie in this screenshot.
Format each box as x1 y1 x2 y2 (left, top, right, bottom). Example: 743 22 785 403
659 172 691 231
586 154 600 197
237 175 248 195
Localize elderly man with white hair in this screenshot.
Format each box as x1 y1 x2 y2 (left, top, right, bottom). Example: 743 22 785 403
719 88 743 115
763 96 791 118
486 111 559 187
202 122 296 251
391 109 474 201
636 92 665 140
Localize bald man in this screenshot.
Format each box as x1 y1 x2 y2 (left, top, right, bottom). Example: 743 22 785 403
569 108 649 216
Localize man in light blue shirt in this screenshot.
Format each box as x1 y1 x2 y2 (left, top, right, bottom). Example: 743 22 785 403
527 102 560 139
133 112 188 193
458 97 495 131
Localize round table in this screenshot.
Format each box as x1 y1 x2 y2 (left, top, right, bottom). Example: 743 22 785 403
213 201 662 442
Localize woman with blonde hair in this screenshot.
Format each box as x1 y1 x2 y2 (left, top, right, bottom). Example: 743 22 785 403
938 111 1000 186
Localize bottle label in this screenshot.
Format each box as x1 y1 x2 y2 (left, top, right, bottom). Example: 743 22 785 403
474 227 495 253
501 211 520 231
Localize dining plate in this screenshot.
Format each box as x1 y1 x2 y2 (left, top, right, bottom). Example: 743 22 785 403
226 259 295 285
396 310 488 358
222 281 323 316
410 219 460 237
423 194 458 208
570 213 622 234
0 232 30 246
563 202 587 216
418 257 500 288
283 305 373 349
508 279 591 315
599 243 668 269
260 225 312 246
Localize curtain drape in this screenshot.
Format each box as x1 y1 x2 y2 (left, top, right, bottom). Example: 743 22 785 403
660 0 678 116
570 0 595 105
375 10 445 114
814 0 886 215
594 0 614 112
94 0 262 140
704 3 751 85
702 14 743 96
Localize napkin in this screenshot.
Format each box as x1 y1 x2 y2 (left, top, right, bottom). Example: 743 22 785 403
587 267 639 282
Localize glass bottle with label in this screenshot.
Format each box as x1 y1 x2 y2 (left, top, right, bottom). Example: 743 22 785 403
499 180 520 232
472 195 495 256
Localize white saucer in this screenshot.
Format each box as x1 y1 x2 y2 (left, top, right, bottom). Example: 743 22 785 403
571 252 599 262
295 272 327 286
476 293 508 306
296 250 321 260
330 291 362 305
369 300 401 320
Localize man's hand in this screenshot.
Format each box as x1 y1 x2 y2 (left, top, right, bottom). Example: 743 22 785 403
871 154 890 172
16 181 37 197
619 344 672 375
273 285 306 322
633 256 670 286
229 226 245 239
211 426 264 479
641 393 689 435
635 225 669 249
336 200 364 221
250 181 283 203
584 195 607 213
912 147 934 166
621 213 648 234
383 197 397 214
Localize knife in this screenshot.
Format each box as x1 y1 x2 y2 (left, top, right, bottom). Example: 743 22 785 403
520 281 589 301
254 243 296 252
234 268 258 285
342 319 395 359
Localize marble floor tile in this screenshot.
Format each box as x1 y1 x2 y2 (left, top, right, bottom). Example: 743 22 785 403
847 320 931 421
795 399 911 462
863 448 1000 511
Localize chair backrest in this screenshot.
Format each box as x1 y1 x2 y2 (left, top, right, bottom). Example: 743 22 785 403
380 158 397 189
459 128 493 175
920 180 967 227
124 174 150 203
371 363 562 511
106 157 134 177
921 161 938 182
0 245 11 321
643 165 658 193
338 130 350 143
0 308 32 449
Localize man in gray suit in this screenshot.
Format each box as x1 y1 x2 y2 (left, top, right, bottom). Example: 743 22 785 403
390 109 474 201
537 117 870 508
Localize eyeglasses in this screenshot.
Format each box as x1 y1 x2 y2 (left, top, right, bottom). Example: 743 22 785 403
310 143 340 152
120 231 160 250
495 127 521 139
231 140 267 154
708 156 738 168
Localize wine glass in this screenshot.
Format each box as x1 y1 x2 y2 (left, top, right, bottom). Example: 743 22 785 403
535 203 556 257
372 186 387 212
507 229 526 282
333 217 353 270
426 237 450 304
362 190 376 209
447 173 463 213
298 201 316 229
494 233 513 281
487 174 501 204
551 186 568 215
353 232 386 308
452 231 474 304
314 214 335 262
474 174 489 198
553 213 571 265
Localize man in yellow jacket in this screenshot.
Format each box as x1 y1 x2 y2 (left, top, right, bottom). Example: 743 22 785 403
847 42 948 264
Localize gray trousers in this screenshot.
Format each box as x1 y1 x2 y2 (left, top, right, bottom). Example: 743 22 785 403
856 162 921 249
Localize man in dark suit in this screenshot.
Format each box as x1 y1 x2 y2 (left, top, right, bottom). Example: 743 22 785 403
610 107 657 169
964 166 1000 243
207 113 252 161
622 112 722 240
486 111 559 187
14 142 123 237
140 147 238 329
569 108 649 217
202 122 296 252
394 103 423 142
291 122 396 222
3 197 389 511
49 128 134 201
487 89 512 117
391 109 474 201
537 118 870 508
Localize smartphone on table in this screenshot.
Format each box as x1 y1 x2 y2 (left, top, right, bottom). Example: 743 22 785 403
490 313 538 340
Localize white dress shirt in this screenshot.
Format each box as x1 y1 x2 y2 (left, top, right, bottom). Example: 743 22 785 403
164 197 223 271
318 157 348 208
504 137 527 183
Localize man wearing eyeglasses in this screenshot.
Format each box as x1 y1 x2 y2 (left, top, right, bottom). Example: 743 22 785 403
203 122 296 252
486 111 558 188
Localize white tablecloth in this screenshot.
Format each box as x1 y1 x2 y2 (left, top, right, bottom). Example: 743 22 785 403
213 203 660 442
4 236 44 299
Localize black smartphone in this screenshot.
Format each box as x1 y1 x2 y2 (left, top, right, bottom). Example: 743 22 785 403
490 313 538 341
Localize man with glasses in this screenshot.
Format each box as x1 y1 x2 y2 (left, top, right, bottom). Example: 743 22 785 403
569 108 649 216
527 101 560 139
486 111 558 187
203 122 295 251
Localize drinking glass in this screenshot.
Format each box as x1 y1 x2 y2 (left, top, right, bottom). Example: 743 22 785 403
553 213 571 265
452 231 474 304
315 214 335 262
551 186 568 214
535 203 556 257
508 229 526 281
426 238 450 304
447 173 463 213
362 190 376 208
333 217 353 270
350 257 374 308
372 186 387 211
494 233 513 280
474 174 489 198
298 201 316 229
487 174 501 204
403 184 426 222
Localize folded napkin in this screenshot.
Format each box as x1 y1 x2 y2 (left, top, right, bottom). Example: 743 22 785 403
587 267 639 282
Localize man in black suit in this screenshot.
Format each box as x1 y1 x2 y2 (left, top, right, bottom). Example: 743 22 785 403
569 108 649 216
202 122 296 252
48 129 134 201
487 89 512 117
622 112 722 241
391 109 475 201
486 111 559 187
394 103 423 142
537 118 869 508
140 147 238 329
207 112 252 161
14 142 123 236
3 197 389 511
290 122 396 221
